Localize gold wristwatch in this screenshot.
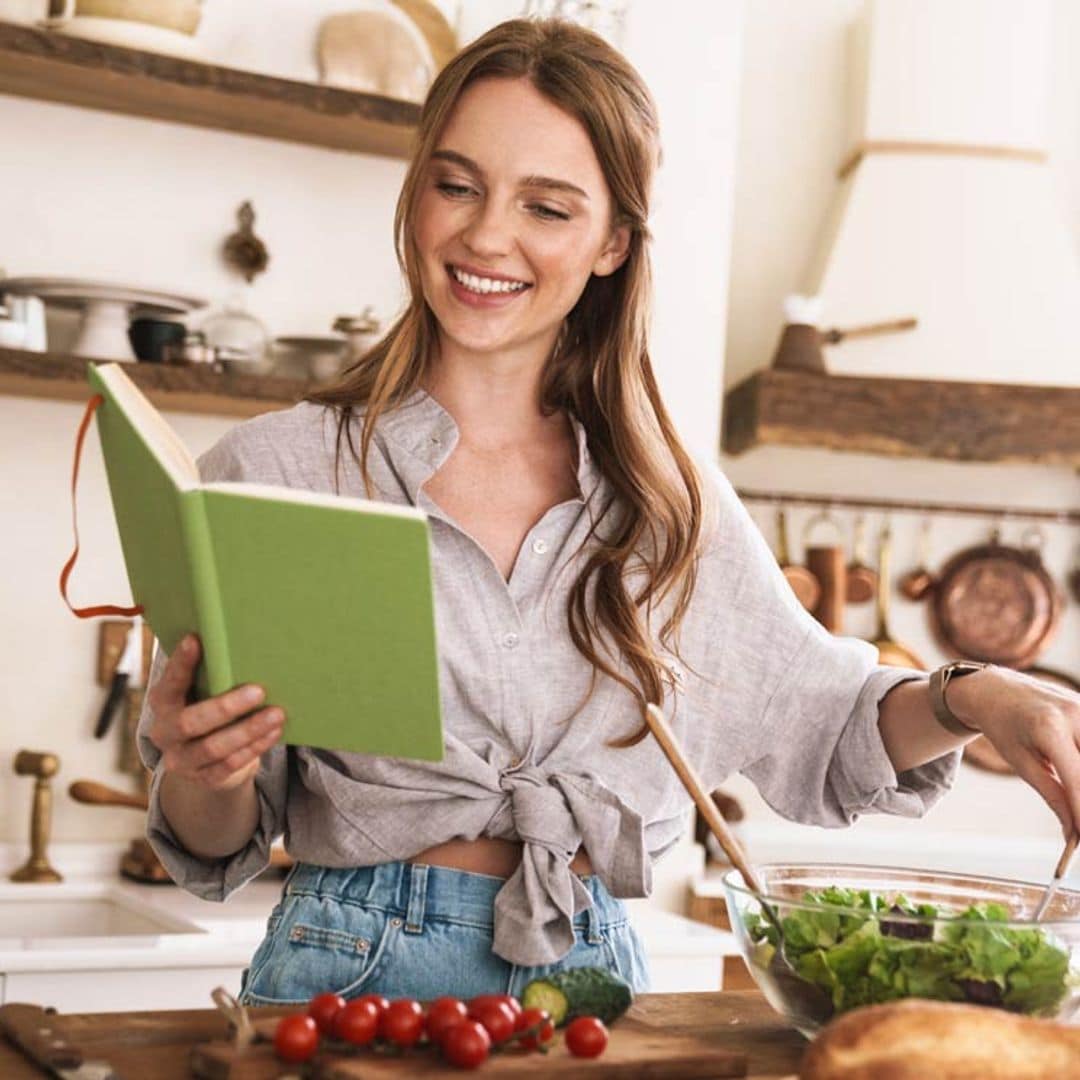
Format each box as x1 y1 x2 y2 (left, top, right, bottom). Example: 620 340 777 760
928 661 988 737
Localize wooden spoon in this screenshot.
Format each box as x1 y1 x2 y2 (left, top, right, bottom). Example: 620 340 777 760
644 703 833 1026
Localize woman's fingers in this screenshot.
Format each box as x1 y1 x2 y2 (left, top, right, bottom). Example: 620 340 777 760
170 683 267 744
161 706 284 784
197 723 285 789
152 633 202 709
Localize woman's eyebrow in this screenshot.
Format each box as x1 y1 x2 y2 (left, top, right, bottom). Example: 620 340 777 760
430 149 590 200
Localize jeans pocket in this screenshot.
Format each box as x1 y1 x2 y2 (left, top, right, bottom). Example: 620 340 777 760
241 903 395 1005
604 921 652 993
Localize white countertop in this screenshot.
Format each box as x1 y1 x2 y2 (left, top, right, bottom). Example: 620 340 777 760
0 843 736 977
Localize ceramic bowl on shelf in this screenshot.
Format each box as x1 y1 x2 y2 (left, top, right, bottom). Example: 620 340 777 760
723 862 1080 1038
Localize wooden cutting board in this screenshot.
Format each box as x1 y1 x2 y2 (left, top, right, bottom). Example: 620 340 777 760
192 1012 747 1078
0 992 806 1080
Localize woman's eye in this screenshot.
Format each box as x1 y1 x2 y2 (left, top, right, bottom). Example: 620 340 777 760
529 204 571 222
436 181 476 198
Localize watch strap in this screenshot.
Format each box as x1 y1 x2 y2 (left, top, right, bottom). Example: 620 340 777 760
929 661 987 737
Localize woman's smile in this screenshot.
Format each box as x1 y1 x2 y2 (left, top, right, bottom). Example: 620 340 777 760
446 262 534 308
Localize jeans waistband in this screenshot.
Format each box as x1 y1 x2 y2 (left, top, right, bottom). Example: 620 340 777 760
285 862 626 942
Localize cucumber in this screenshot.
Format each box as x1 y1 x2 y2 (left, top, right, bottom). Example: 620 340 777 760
521 967 633 1027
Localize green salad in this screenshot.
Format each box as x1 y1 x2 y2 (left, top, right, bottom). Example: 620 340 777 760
744 886 1072 1017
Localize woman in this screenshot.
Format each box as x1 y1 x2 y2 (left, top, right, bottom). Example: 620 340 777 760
139 18 1080 1004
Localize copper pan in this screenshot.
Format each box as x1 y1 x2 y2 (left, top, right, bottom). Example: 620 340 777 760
929 527 1062 668
775 508 820 612
964 665 1080 775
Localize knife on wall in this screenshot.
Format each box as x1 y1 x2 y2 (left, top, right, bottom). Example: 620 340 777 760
0 1004 120 1080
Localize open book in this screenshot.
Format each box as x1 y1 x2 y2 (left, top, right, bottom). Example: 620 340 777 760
88 362 444 761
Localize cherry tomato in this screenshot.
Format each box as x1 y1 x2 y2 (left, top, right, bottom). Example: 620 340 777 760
354 993 390 1017
273 1013 319 1063
467 999 516 1044
425 997 469 1045
565 1016 608 1058
307 991 346 1035
515 1006 555 1051
468 993 523 1022
442 1019 491 1069
379 998 425 1047
332 998 379 1046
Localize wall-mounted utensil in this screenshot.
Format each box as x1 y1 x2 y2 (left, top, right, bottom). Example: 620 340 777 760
804 510 847 633
898 516 935 601
845 515 877 604
929 527 1061 668
869 521 924 669
775 508 820 612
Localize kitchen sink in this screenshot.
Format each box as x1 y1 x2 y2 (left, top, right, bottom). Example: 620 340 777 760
0 882 205 948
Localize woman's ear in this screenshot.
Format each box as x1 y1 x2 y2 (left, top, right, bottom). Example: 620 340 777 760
592 224 632 278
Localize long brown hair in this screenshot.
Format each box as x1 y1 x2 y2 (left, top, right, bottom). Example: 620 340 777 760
307 18 703 744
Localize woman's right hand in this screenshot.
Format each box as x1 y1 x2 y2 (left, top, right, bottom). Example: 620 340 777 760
145 634 285 791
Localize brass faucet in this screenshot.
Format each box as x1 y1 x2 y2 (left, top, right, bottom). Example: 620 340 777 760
10 750 63 883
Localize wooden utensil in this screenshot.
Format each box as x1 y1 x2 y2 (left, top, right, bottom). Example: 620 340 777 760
1034 832 1080 922
775 508 820 612
869 522 924 669
643 704 833 1027
69 777 148 810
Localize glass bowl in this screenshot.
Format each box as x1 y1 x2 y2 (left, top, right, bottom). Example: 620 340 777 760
722 862 1080 1037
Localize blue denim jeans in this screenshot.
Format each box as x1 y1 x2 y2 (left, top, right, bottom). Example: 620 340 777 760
239 861 651 1005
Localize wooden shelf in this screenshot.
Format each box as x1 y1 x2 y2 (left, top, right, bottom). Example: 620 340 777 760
0 346 309 417
0 20 419 157
722 368 1080 466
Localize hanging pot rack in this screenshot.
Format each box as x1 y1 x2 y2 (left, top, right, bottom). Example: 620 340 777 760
734 489 1080 527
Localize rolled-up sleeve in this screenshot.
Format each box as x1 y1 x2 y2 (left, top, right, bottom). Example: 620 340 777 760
694 459 960 827
137 648 289 899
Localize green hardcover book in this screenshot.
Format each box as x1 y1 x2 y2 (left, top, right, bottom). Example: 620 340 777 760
87 362 444 761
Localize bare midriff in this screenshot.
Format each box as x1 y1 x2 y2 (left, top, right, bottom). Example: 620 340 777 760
408 837 593 878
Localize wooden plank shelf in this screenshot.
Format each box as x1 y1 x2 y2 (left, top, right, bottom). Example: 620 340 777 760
0 346 308 417
0 19 419 158
722 368 1080 466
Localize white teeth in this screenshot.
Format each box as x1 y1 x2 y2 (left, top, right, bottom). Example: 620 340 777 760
451 267 528 295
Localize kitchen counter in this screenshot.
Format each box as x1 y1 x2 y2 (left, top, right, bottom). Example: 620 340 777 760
0 844 736 1012
0 990 807 1079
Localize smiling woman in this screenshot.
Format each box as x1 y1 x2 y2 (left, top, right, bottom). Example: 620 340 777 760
136 15 1080 1010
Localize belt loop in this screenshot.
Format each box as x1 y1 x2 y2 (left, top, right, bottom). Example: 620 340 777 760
404 863 428 935
585 896 603 946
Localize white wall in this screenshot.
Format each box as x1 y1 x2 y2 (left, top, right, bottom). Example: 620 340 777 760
0 1 743 848
720 0 1080 847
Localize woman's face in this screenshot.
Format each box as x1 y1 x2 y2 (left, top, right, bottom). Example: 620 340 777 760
413 76 630 369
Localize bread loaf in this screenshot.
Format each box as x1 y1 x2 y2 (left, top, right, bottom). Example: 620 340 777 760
800 1000 1080 1080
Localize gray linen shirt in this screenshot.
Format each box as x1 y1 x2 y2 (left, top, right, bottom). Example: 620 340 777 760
138 390 959 966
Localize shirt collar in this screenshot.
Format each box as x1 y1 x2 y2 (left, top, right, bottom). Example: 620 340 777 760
375 388 600 506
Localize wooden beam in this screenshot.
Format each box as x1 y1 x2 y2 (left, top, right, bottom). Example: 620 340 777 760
722 369 1080 466
0 20 419 158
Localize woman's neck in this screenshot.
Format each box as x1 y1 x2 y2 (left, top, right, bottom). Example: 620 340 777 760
424 344 562 452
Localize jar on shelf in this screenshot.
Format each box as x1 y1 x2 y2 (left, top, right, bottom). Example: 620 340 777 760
200 291 272 375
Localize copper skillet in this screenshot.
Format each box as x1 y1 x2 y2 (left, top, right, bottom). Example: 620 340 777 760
928 527 1062 669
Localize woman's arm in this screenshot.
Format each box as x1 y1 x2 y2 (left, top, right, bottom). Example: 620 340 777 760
879 666 1080 837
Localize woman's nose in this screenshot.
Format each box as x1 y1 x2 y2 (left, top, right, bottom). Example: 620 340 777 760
460 202 513 257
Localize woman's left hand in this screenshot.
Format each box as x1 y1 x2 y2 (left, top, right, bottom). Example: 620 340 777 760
949 666 1080 837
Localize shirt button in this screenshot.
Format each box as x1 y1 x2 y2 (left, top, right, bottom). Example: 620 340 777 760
531 537 549 555
502 631 520 650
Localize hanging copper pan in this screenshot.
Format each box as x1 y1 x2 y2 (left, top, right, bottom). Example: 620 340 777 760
929 527 1062 669
963 665 1080 775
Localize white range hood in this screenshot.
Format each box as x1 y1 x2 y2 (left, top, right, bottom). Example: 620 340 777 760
805 0 1079 388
